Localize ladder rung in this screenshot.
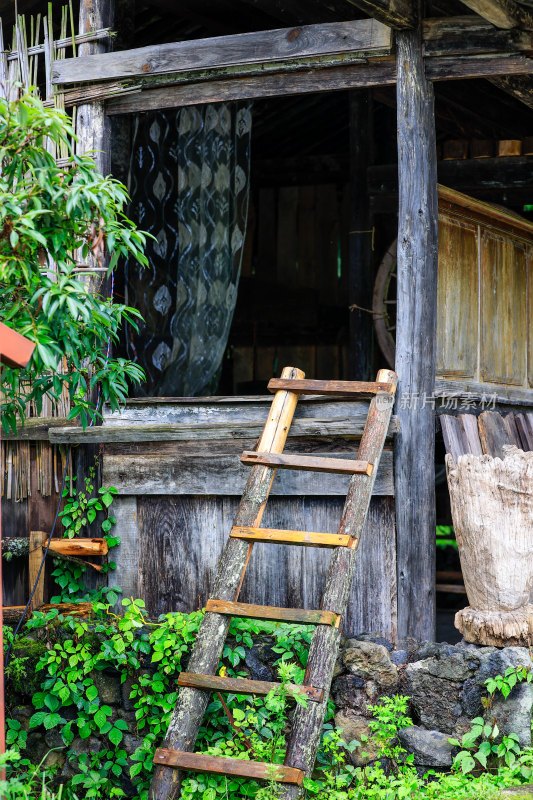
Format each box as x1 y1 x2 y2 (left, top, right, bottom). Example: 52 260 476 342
240 451 373 475
153 749 304 785
230 526 356 549
268 378 395 397
205 599 341 627
177 672 324 702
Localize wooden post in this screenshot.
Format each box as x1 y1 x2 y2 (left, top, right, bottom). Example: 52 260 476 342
395 28 438 641
348 90 374 381
28 531 47 611
76 0 114 178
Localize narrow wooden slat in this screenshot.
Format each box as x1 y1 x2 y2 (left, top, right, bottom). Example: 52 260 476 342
205 599 340 627
436 570 463 581
153 750 304 785
440 415 468 462
478 410 512 458
241 452 373 476
515 413 533 450
525 413 533 451
268 378 394 397
177 672 323 702
230 526 356 549
457 414 483 456
503 413 523 450
436 583 467 594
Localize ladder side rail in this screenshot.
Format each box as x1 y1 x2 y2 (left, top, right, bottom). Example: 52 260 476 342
280 369 398 799
150 366 304 800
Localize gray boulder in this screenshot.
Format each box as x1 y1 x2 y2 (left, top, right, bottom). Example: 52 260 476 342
334 712 379 766
404 660 464 734
92 669 122 705
398 725 454 767
343 640 398 691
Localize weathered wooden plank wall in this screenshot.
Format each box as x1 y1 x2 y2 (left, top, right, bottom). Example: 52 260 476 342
435 192 533 396
119 495 396 638
105 397 398 638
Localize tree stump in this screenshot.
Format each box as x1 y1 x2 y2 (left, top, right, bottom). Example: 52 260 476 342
446 446 533 647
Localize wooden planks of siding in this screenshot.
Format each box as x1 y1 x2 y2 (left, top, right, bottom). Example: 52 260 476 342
436 217 478 378
135 494 397 638
102 449 393 496
481 232 527 386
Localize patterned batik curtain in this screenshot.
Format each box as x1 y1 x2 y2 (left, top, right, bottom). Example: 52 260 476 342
124 103 252 396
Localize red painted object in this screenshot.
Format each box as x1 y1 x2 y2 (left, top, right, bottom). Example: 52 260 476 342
0 322 35 369
0 322 35 766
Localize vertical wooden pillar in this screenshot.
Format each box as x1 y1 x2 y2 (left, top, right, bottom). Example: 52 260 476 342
395 28 438 641
348 90 373 381
76 0 114 178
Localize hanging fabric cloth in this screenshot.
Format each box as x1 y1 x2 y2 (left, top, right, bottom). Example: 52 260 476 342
124 102 252 396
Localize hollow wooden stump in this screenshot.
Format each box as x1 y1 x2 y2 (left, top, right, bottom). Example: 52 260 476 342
446 447 533 647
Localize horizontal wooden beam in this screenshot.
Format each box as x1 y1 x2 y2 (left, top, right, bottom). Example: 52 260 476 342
423 15 533 56
3 416 76 441
458 0 533 31
53 19 392 84
49 415 398 444
344 0 416 29
101 449 394 496
105 54 533 114
435 378 533 408
153 750 304 785
177 672 324 702
368 155 533 197
205 599 341 626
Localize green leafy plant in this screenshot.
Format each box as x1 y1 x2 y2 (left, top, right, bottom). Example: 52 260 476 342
449 663 533 775
7 605 533 800
0 91 150 433
51 461 121 604
436 525 458 551
1 748 71 800
485 665 532 701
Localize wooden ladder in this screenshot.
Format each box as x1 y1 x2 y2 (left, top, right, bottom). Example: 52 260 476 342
149 366 398 800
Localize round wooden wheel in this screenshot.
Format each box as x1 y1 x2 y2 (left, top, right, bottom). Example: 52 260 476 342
372 238 397 368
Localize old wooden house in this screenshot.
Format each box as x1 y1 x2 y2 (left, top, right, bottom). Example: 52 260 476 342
3 0 533 643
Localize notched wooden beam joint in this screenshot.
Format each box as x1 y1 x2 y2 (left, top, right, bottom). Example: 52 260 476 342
489 73 533 108
344 0 417 29
459 0 533 31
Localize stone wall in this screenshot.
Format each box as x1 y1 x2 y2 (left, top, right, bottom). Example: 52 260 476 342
8 632 533 786
331 635 533 770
